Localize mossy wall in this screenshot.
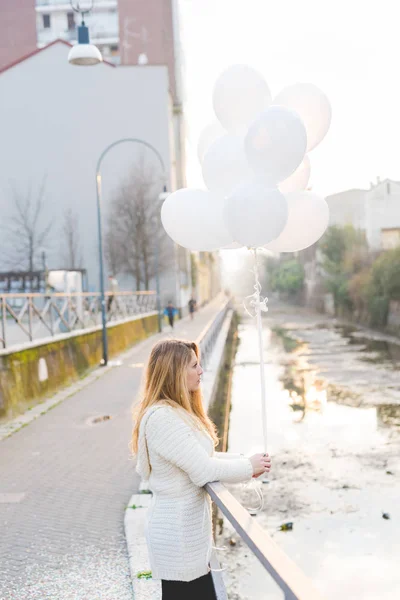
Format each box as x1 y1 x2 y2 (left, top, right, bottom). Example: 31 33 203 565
0 314 158 418
208 311 240 451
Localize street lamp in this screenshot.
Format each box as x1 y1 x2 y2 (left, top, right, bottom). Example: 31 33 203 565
96 138 167 366
68 1 103 66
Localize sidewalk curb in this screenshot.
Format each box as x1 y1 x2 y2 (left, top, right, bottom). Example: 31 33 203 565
125 492 160 599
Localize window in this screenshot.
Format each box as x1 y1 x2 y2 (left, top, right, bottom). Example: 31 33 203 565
43 14 51 29
67 12 75 31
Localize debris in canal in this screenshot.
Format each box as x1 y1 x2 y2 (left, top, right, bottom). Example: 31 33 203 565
271 326 302 353
279 522 293 531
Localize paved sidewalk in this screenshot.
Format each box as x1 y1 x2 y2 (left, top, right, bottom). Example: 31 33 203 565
0 297 225 600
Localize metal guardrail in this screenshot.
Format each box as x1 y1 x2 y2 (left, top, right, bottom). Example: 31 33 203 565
195 299 323 600
206 481 323 600
0 291 156 349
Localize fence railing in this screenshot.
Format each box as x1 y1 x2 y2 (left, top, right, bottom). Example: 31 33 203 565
196 300 323 600
0 291 156 350
36 0 117 7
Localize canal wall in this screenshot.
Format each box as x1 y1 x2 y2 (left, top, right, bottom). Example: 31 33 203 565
0 312 158 418
208 311 240 450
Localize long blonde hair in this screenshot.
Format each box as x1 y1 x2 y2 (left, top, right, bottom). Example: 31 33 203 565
131 339 218 454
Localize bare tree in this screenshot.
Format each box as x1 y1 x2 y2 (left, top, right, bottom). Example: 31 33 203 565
1 178 53 272
105 217 125 277
105 159 171 289
61 208 82 269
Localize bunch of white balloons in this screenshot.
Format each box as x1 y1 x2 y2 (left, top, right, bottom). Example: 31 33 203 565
161 64 331 253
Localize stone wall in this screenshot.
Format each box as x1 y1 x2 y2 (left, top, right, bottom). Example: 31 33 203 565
0 313 158 418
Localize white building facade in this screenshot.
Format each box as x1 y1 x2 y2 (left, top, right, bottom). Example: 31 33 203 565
0 41 188 307
365 179 400 250
36 0 120 63
326 178 400 251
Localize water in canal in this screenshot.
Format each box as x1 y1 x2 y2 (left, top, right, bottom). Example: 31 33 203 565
217 306 400 600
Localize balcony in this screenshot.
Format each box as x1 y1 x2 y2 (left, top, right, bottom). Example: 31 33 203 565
36 0 117 12
37 27 119 47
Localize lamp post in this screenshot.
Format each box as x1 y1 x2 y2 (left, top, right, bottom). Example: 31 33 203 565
96 138 167 366
68 1 103 66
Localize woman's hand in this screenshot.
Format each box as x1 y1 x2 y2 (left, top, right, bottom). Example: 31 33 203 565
249 453 271 478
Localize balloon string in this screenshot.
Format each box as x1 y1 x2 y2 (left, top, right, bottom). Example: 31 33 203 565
242 478 264 513
243 248 269 454
243 250 269 317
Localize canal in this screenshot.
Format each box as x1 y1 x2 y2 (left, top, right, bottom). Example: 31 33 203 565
217 303 400 600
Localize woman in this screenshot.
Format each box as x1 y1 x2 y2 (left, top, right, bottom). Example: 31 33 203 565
131 339 271 599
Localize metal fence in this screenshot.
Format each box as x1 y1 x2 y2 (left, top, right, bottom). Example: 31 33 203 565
196 301 323 600
0 291 156 350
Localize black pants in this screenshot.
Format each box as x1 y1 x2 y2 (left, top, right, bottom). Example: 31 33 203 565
168 316 174 328
162 572 217 600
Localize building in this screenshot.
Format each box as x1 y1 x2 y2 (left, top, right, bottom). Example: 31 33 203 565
0 0 37 70
1 1 186 187
35 1 120 63
325 188 367 231
192 252 222 306
0 40 189 309
326 178 400 250
365 179 400 250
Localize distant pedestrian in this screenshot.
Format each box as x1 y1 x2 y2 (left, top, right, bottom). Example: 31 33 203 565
188 297 197 320
164 301 177 329
107 274 118 312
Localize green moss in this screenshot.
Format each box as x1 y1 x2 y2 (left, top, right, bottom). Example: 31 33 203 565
0 313 159 420
208 311 240 451
272 326 301 353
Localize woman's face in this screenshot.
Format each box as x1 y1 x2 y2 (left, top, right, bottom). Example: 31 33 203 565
187 349 203 392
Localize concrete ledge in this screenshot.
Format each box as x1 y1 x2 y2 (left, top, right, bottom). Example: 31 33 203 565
125 494 161 599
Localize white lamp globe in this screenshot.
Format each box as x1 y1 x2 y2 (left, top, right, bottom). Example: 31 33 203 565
68 43 103 66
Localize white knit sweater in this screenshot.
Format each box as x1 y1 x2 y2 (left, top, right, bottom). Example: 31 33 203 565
136 404 253 582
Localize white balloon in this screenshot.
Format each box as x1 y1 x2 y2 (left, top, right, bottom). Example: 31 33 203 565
264 191 329 253
274 83 332 152
224 182 288 248
222 242 244 249
244 106 307 184
279 156 311 193
213 64 272 133
202 134 252 196
197 121 225 164
161 188 234 251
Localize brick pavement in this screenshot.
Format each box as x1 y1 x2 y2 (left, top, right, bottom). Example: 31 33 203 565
0 298 225 600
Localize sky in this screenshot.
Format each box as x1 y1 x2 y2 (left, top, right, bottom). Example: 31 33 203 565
179 0 400 198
